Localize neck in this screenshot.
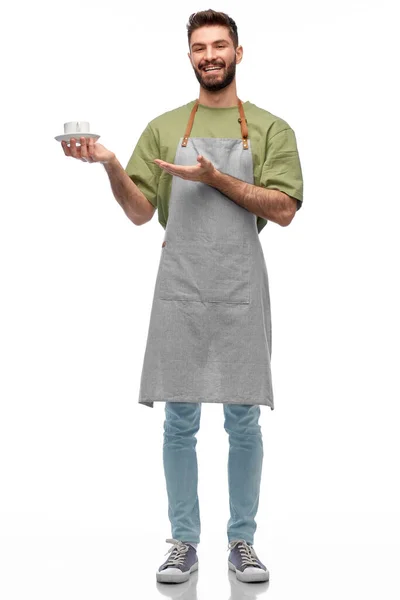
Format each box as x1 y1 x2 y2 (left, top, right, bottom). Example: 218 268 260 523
198 83 240 108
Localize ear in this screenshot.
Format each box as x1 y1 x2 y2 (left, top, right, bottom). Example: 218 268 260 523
235 45 244 65
187 51 193 67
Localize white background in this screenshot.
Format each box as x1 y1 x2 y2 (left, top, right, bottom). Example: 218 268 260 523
1 0 399 598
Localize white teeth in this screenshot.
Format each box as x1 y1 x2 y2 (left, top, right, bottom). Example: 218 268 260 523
204 67 221 71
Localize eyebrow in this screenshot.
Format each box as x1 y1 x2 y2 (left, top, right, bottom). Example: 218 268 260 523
191 39 230 48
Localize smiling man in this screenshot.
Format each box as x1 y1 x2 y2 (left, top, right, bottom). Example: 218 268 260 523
62 8 303 586
125 9 304 585
191 30 237 90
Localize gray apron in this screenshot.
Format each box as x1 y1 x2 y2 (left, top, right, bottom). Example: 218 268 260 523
138 100 274 410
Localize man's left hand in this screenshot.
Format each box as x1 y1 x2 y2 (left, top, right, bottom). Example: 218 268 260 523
154 155 217 185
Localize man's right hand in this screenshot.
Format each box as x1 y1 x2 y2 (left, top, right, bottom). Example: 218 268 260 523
61 137 115 164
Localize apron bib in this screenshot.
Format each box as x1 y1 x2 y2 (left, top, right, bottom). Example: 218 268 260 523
138 100 274 410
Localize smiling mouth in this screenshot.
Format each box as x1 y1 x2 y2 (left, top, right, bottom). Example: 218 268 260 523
202 66 223 73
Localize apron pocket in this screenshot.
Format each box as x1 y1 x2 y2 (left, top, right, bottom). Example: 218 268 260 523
158 240 250 304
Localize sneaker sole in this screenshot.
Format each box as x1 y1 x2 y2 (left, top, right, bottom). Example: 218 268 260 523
228 560 269 582
156 560 199 583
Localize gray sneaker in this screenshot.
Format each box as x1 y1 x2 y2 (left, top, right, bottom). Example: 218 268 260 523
228 539 269 582
156 538 199 583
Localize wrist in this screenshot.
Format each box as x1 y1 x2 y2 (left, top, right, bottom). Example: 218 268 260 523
206 166 221 187
102 153 118 168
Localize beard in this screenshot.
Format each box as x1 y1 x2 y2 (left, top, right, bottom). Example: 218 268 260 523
193 58 237 92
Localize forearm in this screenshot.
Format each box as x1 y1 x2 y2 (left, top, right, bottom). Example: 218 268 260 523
103 156 154 225
208 170 296 226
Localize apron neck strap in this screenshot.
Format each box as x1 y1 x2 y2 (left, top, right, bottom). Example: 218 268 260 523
238 99 249 150
182 100 199 148
181 99 249 150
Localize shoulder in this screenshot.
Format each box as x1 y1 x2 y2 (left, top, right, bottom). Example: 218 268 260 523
147 100 196 136
246 101 293 139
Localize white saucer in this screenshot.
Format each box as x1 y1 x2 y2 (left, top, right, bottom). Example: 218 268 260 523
55 133 100 143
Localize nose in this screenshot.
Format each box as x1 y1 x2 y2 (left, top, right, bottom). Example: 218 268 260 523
204 45 217 62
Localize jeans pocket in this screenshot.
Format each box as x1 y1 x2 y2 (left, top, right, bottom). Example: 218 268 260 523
158 240 250 304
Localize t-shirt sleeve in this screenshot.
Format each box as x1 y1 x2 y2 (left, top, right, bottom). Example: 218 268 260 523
124 123 160 209
260 127 304 210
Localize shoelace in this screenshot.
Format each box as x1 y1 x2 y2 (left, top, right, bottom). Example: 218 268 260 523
227 539 261 567
163 538 191 567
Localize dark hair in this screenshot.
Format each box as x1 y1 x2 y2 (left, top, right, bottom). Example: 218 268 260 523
187 9 239 49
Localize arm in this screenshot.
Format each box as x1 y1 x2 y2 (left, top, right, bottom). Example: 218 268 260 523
103 156 156 226
207 170 297 227
208 125 302 226
154 126 303 228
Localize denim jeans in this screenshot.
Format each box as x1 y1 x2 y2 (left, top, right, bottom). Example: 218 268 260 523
162 401 264 545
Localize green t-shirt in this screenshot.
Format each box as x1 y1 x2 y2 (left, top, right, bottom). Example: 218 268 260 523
124 99 303 233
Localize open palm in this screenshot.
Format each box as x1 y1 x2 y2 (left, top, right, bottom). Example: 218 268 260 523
61 138 115 164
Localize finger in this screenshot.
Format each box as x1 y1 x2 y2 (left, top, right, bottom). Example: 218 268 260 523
156 162 172 172
61 140 71 157
167 170 190 180
88 137 95 160
159 166 176 175
69 138 80 159
154 159 170 168
80 137 88 161
160 163 186 173
82 137 94 162
162 168 182 178
161 166 184 176
154 159 178 169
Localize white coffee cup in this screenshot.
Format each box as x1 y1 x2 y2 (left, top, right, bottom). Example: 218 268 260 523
64 121 91 134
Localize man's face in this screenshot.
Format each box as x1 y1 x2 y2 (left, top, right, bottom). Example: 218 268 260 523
188 25 243 92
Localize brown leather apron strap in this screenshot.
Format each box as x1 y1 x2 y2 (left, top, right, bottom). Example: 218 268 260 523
181 98 249 149
238 99 249 150
181 100 200 147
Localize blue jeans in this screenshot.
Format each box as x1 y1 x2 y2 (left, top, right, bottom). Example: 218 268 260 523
162 401 264 545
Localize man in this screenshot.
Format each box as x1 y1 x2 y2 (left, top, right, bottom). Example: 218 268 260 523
61 9 303 585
